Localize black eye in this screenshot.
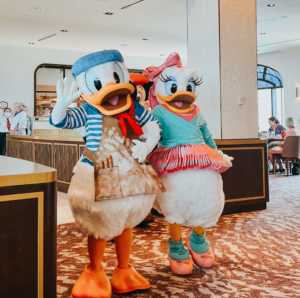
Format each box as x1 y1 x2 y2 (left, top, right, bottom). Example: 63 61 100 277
114 72 120 83
94 79 102 91
171 83 177 94
187 84 193 92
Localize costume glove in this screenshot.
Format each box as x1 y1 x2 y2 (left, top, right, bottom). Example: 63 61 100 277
222 154 234 167
51 77 81 125
131 121 161 163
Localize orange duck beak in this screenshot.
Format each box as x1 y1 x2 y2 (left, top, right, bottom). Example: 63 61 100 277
81 82 135 116
157 91 196 114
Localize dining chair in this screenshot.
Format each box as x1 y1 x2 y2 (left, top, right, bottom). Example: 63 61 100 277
273 136 300 176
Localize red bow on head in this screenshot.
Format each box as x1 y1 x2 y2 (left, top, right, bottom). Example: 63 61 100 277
117 98 143 138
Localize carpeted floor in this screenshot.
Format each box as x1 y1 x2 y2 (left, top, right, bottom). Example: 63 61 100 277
57 175 300 298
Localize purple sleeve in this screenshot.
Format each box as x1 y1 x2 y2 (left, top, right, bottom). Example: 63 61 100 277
277 125 286 134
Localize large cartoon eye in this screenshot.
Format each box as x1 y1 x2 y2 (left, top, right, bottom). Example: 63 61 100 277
113 62 124 83
165 80 178 95
85 70 102 94
186 82 196 93
114 72 120 83
136 92 142 102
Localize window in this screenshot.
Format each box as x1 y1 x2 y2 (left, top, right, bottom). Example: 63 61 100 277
257 65 284 131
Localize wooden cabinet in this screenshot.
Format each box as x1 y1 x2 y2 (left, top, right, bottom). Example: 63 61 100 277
0 157 57 298
216 139 269 215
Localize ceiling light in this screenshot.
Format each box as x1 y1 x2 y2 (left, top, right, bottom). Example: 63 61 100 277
120 44 128 46
257 38 300 48
266 4 277 7
37 8 44 11
142 38 148 40
28 42 34 44
257 16 286 25
60 30 68 32
260 33 266 35
121 0 144 9
104 12 113 15
38 34 57 41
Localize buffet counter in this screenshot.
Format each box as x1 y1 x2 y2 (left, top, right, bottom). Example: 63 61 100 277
0 156 57 298
7 130 85 192
7 133 269 215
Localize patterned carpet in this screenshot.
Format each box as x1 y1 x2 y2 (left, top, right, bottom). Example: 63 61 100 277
57 175 300 298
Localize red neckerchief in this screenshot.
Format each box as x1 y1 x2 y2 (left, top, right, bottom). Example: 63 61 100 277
117 98 143 138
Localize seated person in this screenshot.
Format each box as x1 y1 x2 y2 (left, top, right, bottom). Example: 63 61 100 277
268 117 300 174
268 116 285 136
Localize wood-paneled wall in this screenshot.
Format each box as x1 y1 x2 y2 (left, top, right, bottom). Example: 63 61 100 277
7 136 84 192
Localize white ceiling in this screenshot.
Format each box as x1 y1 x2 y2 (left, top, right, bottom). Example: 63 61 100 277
0 0 300 58
257 0 300 55
0 0 187 58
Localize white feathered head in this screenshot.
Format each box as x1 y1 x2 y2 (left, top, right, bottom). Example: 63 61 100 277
143 53 202 113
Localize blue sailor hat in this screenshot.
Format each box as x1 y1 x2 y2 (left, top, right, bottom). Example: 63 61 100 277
72 50 124 78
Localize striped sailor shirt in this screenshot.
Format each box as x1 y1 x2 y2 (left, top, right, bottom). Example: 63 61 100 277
50 101 159 165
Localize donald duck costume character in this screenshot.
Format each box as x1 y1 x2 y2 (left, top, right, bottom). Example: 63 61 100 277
144 52 233 275
50 50 165 298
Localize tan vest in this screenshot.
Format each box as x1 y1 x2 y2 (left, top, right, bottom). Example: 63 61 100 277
90 112 165 201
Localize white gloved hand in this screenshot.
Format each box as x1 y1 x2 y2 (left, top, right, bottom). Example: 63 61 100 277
223 154 234 167
131 120 161 163
51 77 81 125
131 140 148 163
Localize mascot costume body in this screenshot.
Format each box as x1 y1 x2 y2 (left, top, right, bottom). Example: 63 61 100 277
144 52 233 275
50 50 165 298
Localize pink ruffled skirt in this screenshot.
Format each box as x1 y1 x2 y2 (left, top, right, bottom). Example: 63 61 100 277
148 144 229 176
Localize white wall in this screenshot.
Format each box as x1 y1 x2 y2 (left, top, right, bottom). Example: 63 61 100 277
258 48 300 127
0 44 177 117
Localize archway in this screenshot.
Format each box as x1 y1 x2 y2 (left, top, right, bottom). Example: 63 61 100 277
257 65 284 131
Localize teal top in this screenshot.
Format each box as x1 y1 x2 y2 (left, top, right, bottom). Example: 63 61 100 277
151 105 217 149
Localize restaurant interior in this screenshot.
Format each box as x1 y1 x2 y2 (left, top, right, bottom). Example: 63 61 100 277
1 0 300 297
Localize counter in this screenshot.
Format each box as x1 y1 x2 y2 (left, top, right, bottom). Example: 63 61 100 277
0 156 57 298
7 133 269 215
216 139 269 215
7 130 85 192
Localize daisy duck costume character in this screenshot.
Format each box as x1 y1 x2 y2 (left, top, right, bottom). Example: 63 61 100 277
143 52 233 275
50 50 165 298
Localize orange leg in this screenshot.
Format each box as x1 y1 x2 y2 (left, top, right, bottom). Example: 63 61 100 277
88 235 106 272
192 226 205 237
115 228 132 269
169 223 182 242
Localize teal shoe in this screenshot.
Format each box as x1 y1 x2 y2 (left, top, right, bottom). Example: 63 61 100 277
168 238 190 260
189 230 210 253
